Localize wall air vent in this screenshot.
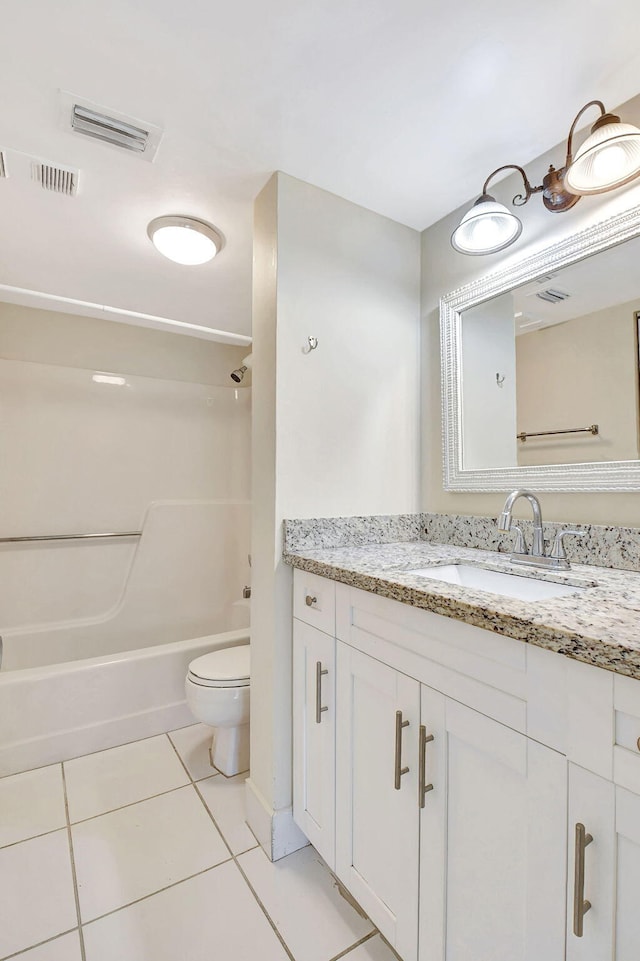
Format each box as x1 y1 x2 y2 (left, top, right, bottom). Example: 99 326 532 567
60 91 163 162
535 288 571 305
0 151 7 178
31 160 78 196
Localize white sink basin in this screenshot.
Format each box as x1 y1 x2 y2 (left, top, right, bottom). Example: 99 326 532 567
405 564 586 602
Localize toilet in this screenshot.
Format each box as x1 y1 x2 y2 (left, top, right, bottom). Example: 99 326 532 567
185 645 250 777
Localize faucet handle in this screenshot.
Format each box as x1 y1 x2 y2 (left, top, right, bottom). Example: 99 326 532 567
511 525 528 555
550 529 586 560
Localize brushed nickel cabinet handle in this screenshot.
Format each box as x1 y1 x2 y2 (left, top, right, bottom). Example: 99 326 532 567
394 710 410 790
418 725 435 808
573 822 593 937
305 595 317 607
315 661 328 724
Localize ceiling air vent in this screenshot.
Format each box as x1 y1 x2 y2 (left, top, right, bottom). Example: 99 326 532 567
60 92 163 162
535 288 571 305
31 160 78 196
71 105 149 153
0 151 7 178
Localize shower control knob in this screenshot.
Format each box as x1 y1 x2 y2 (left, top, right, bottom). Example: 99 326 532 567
305 595 317 607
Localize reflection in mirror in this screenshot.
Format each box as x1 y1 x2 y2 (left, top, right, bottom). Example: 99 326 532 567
460 235 640 470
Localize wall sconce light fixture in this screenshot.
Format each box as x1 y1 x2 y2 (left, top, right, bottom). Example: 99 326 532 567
451 100 640 256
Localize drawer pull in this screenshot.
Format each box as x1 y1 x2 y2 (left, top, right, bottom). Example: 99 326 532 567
637 736 640 752
315 661 328 724
418 725 435 808
573 822 593 938
305 595 317 607
394 710 410 790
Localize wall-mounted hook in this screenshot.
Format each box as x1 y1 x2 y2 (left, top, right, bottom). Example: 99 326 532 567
303 336 319 354
496 372 505 388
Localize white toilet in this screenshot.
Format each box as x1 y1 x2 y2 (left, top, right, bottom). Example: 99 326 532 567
185 645 250 777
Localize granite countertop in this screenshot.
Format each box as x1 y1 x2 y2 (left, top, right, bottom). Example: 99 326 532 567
284 541 640 680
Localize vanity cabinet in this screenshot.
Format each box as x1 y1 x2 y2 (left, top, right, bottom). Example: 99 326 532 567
420 693 567 961
334 647 566 961
567 765 640 961
292 617 336 869
291 570 640 961
335 644 421 961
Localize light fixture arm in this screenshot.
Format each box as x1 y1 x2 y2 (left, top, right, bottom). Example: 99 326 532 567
565 100 606 166
482 164 542 208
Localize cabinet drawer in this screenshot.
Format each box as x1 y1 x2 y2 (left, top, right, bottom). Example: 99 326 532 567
293 569 336 636
614 674 640 794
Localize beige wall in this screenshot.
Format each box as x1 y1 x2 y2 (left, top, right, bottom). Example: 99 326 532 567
516 301 639 466
421 92 640 526
0 302 246 385
250 172 421 856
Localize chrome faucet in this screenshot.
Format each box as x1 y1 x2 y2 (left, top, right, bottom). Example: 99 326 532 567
497 489 585 570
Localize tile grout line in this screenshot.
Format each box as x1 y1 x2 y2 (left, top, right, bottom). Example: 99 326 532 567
166 734 379 961
60 763 87 961
1 761 220 852
0 928 79 961
167 733 380 961
166 733 298 961
81 859 235 928
327 930 379 961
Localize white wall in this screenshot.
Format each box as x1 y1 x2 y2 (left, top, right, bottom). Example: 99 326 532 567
0 305 251 659
421 91 640 526
249 173 421 856
461 294 517 469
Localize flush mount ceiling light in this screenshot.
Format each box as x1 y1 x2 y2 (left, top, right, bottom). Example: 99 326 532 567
147 216 223 266
452 100 640 256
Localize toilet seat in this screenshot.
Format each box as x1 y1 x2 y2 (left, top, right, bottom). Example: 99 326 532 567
187 646 250 688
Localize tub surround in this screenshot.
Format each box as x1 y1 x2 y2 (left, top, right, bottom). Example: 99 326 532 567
283 517 640 681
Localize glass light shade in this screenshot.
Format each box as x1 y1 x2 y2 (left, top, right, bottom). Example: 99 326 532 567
451 196 522 255
147 216 222 265
565 119 640 195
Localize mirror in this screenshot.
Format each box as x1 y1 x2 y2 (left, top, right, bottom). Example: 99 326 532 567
441 200 640 491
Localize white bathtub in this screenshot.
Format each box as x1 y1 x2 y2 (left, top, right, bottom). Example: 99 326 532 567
0 626 250 777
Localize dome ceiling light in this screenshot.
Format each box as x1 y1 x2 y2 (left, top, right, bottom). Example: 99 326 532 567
451 100 640 256
147 216 223 266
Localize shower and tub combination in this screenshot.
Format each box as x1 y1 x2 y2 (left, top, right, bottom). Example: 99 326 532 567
0 305 252 777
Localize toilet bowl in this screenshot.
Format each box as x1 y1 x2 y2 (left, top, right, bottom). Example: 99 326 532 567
185 645 250 777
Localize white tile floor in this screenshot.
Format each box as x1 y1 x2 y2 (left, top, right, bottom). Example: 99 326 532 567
0 725 399 961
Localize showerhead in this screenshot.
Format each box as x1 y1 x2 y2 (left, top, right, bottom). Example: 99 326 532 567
230 365 248 383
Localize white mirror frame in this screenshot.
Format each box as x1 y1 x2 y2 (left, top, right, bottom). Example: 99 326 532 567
441 200 640 491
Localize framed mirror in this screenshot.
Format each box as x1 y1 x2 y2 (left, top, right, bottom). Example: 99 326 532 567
441 201 640 491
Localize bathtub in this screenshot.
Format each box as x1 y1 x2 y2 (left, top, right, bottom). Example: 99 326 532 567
0 624 250 777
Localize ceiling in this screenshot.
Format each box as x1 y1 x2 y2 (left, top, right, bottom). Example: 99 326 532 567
1 0 640 339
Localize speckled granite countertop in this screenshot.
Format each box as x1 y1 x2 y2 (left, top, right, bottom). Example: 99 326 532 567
284 541 640 681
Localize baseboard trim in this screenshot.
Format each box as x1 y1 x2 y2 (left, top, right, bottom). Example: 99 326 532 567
245 778 309 861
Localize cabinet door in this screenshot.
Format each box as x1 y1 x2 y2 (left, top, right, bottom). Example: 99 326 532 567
292 619 336 868
566 764 615 961
614 786 640 961
336 643 420 961
420 697 567 961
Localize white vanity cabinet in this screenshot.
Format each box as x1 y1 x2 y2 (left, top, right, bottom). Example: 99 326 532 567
292 572 337 869
419 693 567 961
566 772 640 961
333 653 567 961
335 644 421 961
291 569 640 961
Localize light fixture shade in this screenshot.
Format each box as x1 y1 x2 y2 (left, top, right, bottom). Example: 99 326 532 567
565 116 640 195
147 216 223 265
451 195 522 255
